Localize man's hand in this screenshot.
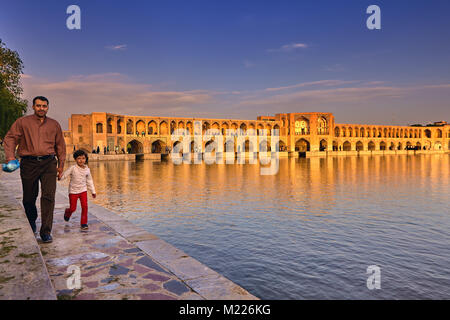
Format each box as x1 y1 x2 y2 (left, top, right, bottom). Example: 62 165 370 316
92 193 96 199
57 167 63 180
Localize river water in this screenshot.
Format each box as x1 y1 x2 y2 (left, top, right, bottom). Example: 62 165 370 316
87 154 449 299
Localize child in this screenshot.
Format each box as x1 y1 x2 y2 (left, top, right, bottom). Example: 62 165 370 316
60 150 96 231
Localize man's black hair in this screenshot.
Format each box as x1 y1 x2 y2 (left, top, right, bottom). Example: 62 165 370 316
33 96 49 106
73 149 88 164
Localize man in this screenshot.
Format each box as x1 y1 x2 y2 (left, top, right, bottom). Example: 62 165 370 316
3 96 66 243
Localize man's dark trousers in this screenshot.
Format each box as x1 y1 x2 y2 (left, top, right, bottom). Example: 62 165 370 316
20 157 57 237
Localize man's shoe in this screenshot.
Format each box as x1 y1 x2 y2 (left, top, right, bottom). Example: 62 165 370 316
64 214 70 222
41 234 53 243
80 224 89 231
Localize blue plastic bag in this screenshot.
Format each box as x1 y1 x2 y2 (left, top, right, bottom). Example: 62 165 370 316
2 159 20 173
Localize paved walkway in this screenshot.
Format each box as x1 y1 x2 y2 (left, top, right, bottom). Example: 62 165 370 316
0 170 257 300
40 211 201 300
0 178 56 300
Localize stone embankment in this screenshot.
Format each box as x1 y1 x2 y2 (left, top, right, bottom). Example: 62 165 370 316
0 170 258 300
0 173 56 300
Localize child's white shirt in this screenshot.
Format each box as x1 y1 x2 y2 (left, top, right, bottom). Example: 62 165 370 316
60 164 96 195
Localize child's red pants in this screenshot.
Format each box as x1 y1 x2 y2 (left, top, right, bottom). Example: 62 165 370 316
64 191 88 225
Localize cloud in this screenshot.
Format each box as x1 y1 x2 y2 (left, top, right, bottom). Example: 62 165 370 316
21 72 450 129
238 86 407 108
420 84 450 89
264 80 359 92
267 42 308 52
22 73 217 129
364 81 386 86
232 82 450 125
105 44 127 51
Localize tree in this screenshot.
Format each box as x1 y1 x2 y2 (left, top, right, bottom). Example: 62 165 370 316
0 39 28 139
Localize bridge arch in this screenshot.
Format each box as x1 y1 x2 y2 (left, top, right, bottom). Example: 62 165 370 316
334 127 340 137
319 139 328 151
159 121 169 135
173 140 183 153
356 141 364 151
127 139 143 154
191 140 202 153
224 139 235 153
434 141 442 150
259 139 269 152
205 139 216 154
275 139 287 152
295 138 310 152
273 124 280 135
136 120 145 135
240 123 247 135
332 140 338 151
151 140 166 153
243 139 256 152
186 121 193 135
148 120 157 135
343 141 351 151
126 119 133 134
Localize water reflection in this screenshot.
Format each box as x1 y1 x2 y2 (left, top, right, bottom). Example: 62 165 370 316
84 154 449 299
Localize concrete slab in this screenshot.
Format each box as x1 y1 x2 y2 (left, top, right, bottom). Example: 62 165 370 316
186 274 258 300
135 239 187 263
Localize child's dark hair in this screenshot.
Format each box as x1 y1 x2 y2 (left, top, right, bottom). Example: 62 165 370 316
73 149 88 164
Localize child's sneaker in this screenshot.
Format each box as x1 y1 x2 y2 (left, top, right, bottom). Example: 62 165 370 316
64 209 71 222
80 224 89 231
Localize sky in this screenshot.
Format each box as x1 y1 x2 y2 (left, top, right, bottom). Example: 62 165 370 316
1 0 450 130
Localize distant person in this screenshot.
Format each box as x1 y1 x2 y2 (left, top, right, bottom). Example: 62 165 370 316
3 96 66 243
103 146 106 155
59 150 96 231
96 146 100 154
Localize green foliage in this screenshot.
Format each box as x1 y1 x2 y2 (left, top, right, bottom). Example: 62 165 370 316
0 39 24 96
0 39 28 139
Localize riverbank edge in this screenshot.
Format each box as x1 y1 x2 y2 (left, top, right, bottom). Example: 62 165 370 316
0 171 258 300
55 187 259 300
